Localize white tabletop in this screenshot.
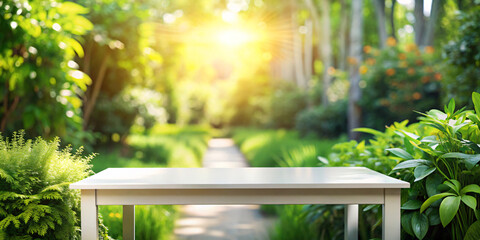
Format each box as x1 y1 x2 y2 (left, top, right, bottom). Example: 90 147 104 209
70 167 409 190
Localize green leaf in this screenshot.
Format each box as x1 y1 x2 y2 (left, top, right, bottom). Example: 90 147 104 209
439 196 461 227
402 212 414 236
401 199 423 210
58 2 89 15
386 148 413 160
393 159 431 170
354 128 383 136
461 195 477 210
426 174 443 197
404 138 414 156
444 180 461 194
425 208 441 226
472 92 480 116
421 192 455 213
443 152 480 170
414 166 436 182
464 220 480 240
461 184 480 195
411 212 429 240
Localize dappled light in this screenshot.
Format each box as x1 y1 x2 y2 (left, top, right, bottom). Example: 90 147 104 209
2 0 480 239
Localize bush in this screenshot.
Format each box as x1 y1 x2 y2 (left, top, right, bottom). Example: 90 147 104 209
0 132 108 239
360 40 442 130
269 81 307 129
442 7 480 107
295 101 347 138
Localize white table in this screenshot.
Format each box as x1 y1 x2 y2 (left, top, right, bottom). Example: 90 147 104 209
70 167 409 240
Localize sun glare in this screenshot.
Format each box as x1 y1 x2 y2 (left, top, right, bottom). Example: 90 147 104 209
216 29 255 47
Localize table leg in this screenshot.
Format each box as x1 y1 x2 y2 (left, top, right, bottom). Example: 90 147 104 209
383 188 401 240
81 190 98 240
344 204 358 240
123 205 135 240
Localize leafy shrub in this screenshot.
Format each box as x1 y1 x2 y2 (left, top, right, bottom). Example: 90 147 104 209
360 41 442 130
269 81 307 129
442 7 480 107
0 132 108 239
0 1 92 138
295 101 347 138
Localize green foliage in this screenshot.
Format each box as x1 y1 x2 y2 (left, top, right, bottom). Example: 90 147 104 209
233 128 341 167
0 131 106 239
360 43 442 130
269 81 307 129
0 0 92 138
270 205 318 240
442 8 480 107
295 101 347 138
389 95 480 240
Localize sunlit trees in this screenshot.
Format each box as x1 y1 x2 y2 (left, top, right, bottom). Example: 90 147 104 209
0 1 92 141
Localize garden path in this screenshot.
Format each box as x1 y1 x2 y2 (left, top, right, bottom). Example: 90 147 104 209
174 138 275 240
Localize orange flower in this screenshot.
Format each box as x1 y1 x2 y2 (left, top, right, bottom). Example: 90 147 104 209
399 53 407 60
328 67 336 75
424 66 434 73
386 37 397 47
413 92 422 100
380 99 390 106
366 58 376 65
415 59 423 66
405 43 417 52
347 57 358 65
363 45 372 54
434 73 442 81
359 65 368 75
386 68 395 76
425 46 435 54
421 76 431 83
407 68 415 75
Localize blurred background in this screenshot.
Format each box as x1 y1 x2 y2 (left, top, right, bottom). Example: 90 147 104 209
2 0 480 239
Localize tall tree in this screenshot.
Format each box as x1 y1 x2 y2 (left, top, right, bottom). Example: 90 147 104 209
414 0 425 46
348 0 363 140
338 0 349 71
373 0 388 48
390 0 397 39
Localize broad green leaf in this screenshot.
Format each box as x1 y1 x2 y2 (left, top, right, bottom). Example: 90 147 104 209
425 208 441 226
58 2 89 15
442 152 480 170
66 38 84 58
414 166 436 182
468 113 480 126
393 159 431 170
411 212 429 240
444 180 461 194
386 148 413 160
425 174 443 197
401 212 414 236
439 196 461 227
464 220 480 240
354 128 383 136
446 98 455 116
401 199 423 210
404 137 414 156
461 184 480 195
421 192 455 213
473 92 480 116
427 109 448 120
461 195 477 210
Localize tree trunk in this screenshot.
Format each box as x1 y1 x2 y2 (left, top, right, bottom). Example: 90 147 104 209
390 0 397 39
373 0 388 48
319 0 333 106
414 0 425 46
292 17 307 90
348 0 363 140
422 0 442 47
339 0 348 71
304 19 313 86
83 54 109 129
